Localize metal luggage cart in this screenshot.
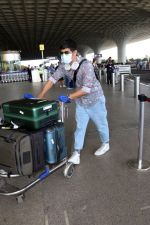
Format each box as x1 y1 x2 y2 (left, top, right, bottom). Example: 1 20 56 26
22 72 28 81
1 74 8 83
0 159 74 203
0 101 75 203
0 74 4 83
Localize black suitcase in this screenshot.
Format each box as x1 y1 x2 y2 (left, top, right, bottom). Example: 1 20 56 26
45 122 67 164
2 99 59 130
0 128 46 176
29 129 45 173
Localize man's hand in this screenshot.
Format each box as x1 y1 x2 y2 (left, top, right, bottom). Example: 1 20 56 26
58 95 71 103
37 80 54 99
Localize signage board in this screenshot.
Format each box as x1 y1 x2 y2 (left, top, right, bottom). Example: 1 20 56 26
115 65 131 74
39 44 44 51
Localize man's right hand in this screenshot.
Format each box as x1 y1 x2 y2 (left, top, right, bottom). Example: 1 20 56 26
37 80 53 99
37 93 44 99
24 93 35 99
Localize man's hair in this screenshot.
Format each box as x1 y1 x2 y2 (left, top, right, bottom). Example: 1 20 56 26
59 39 77 51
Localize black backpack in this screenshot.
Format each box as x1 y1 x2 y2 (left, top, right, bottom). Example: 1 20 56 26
73 59 87 83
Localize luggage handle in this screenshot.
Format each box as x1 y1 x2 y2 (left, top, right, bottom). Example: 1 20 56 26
0 135 16 143
0 130 17 143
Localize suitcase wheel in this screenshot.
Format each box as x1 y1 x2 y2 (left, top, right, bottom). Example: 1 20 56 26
16 194 25 204
63 162 74 178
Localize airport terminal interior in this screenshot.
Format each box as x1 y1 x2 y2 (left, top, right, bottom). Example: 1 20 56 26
0 75 150 225
1 0 150 225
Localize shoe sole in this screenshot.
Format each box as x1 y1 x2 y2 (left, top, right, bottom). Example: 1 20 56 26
68 161 80 165
94 149 110 157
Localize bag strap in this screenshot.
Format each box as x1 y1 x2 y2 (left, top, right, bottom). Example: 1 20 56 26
0 131 16 143
73 59 87 82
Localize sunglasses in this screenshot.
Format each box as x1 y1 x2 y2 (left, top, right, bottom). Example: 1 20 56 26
60 51 72 55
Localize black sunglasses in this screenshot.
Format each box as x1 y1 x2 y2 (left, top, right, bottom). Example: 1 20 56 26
60 51 71 55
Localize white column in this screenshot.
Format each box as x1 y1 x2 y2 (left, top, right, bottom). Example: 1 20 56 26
117 40 126 64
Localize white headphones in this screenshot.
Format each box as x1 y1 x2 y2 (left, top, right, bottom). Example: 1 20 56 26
64 61 79 71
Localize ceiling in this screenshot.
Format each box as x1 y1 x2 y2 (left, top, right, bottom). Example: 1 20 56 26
0 0 150 59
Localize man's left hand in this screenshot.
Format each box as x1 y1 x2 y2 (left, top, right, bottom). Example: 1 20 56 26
58 95 71 103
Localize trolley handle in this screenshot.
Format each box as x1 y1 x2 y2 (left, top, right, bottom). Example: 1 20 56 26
138 94 150 102
59 102 69 122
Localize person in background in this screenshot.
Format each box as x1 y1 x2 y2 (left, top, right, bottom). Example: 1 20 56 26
55 62 66 88
38 39 110 165
92 58 100 81
27 65 32 82
39 64 44 82
105 57 114 85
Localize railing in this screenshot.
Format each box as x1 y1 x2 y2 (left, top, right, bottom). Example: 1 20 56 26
128 94 150 171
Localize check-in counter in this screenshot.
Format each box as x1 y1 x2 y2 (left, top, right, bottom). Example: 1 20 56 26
31 69 41 82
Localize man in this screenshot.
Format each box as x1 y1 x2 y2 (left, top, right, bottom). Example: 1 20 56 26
38 64 44 82
38 39 110 165
27 65 32 82
105 57 114 85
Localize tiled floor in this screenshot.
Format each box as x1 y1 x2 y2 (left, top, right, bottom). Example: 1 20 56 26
0 77 150 225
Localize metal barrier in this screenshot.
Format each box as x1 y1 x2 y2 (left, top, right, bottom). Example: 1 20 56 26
128 94 150 171
120 74 125 91
134 76 140 98
98 69 102 81
119 73 136 93
112 73 115 87
60 102 68 123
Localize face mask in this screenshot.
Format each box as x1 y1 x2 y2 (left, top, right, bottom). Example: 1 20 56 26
61 53 72 64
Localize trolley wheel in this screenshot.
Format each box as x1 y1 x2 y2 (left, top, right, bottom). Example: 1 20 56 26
16 194 25 204
63 162 75 178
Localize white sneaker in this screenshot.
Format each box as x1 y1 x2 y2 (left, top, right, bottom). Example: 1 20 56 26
94 143 110 156
68 151 80 164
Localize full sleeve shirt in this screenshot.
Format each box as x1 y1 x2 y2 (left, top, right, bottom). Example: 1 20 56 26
49 58 104 107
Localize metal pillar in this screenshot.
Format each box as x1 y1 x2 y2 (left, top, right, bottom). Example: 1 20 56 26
120 74 124 92
60 102 68 122
134 76 140 98
60 102 65 122
105 72 107 84
128 94 150 171
98 69 102 80
41 50 44 59
112 73 115 87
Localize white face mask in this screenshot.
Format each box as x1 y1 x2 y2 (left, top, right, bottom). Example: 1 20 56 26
61 53 72 64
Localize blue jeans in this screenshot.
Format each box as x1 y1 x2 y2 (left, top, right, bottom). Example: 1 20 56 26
74 96 109 152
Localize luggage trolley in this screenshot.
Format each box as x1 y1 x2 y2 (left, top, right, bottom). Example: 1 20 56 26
0 100 75 203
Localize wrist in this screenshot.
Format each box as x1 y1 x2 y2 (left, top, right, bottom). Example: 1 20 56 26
68 94 72 100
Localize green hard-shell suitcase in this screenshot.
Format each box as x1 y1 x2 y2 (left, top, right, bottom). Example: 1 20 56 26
2 99 59 130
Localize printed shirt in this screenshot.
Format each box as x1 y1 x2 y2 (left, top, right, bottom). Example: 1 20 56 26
49 58 104 106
